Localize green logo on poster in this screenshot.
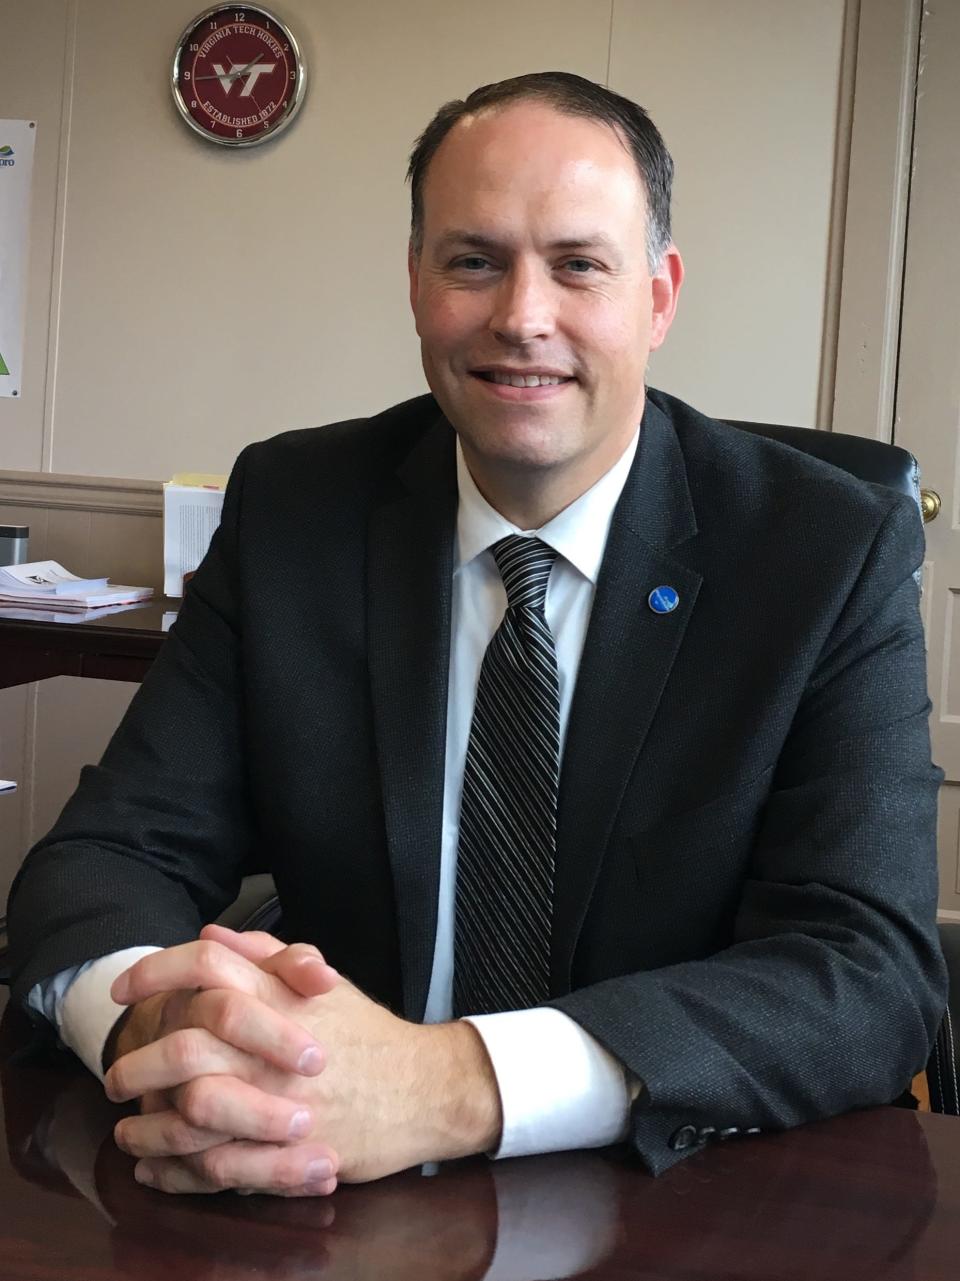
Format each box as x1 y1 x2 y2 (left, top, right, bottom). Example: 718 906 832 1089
0 351 9 375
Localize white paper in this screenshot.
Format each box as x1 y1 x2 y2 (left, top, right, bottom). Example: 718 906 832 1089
0 560 108 594
163 484 224 596
0 560 152 608
0 780 17 794
0 120 37 397
0 601 150 624
0 586 152 610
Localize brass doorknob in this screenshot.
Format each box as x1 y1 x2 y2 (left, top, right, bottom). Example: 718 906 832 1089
921 489 941 523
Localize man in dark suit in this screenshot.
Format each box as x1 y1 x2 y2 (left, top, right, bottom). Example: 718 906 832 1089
7 72 946 1197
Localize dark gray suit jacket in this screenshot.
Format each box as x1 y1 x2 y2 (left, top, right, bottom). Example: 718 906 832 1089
7 387 947 1174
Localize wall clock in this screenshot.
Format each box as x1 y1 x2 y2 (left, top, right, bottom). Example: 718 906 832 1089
171 5 307 147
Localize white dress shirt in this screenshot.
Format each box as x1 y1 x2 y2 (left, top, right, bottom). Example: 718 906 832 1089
30 428 640 1159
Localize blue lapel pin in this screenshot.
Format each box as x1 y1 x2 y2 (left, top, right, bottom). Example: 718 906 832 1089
648 585 680 614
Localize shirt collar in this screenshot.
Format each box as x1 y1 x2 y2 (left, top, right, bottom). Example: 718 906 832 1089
455 428 640 585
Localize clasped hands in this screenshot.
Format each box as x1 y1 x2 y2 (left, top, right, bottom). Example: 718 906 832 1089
104 923 502 1197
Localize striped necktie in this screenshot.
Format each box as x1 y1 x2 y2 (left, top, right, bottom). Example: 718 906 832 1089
453 534 561 1016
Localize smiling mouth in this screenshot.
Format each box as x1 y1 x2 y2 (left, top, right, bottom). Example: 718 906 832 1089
472 370 574 388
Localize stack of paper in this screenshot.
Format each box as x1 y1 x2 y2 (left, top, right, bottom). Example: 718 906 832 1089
163 473 227 597
0 601 150 624
0 561 154 611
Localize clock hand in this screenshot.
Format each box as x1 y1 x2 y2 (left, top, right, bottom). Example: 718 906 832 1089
193 53 266 83
230 51 265 78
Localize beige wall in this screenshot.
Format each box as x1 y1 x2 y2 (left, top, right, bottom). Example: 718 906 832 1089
1 0 847 484
613 0 847 424
0 0 849 903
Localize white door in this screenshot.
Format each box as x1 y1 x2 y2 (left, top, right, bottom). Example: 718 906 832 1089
892 1 960 913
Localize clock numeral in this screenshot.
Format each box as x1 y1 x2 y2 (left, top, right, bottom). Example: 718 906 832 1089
209 19 217 28
183 70 191 80
189 42 199 51
191 100 198 109
236 128 243 138
289 70 295 79
235 10 245 19
284 42 289 50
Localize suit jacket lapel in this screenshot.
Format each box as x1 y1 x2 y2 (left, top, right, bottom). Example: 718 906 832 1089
552 398 703 994
367 413 457 1021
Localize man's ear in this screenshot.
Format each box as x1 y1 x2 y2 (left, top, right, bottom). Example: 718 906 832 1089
407 240 420 318
648 244 684 353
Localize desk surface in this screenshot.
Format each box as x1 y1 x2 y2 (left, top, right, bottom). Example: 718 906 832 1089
3 993 960 1281
0 599 176 688
0 598 175 638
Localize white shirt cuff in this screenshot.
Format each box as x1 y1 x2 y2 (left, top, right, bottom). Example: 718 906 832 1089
463 1007 631 1159
42 947 162 1081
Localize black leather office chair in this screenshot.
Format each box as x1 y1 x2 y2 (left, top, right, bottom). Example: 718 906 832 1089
725 419 922 497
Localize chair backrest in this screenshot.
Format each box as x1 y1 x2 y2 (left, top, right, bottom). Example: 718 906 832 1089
725 420 924 593
724 419 922 508
725 418 955 1114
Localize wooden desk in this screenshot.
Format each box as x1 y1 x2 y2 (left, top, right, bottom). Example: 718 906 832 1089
2 994 959 1281
0 599 175 689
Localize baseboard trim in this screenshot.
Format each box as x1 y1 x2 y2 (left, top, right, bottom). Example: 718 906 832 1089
0 469 163 517
938 909 960 924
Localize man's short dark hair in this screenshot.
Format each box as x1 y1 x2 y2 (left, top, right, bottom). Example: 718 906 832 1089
406 71 674 271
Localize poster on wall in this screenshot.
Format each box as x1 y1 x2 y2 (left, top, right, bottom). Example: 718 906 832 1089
0 120 37 399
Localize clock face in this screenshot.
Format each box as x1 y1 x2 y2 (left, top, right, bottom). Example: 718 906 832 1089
171 6 306 147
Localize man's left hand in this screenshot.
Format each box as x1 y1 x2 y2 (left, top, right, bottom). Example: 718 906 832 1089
106 925 503 1195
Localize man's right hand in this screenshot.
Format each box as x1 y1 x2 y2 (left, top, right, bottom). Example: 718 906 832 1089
107 931 342 1191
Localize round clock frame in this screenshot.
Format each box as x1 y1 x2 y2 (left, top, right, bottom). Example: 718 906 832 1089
171 4 307 148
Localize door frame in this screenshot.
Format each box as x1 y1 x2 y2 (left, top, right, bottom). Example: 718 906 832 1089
827 0 922 443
